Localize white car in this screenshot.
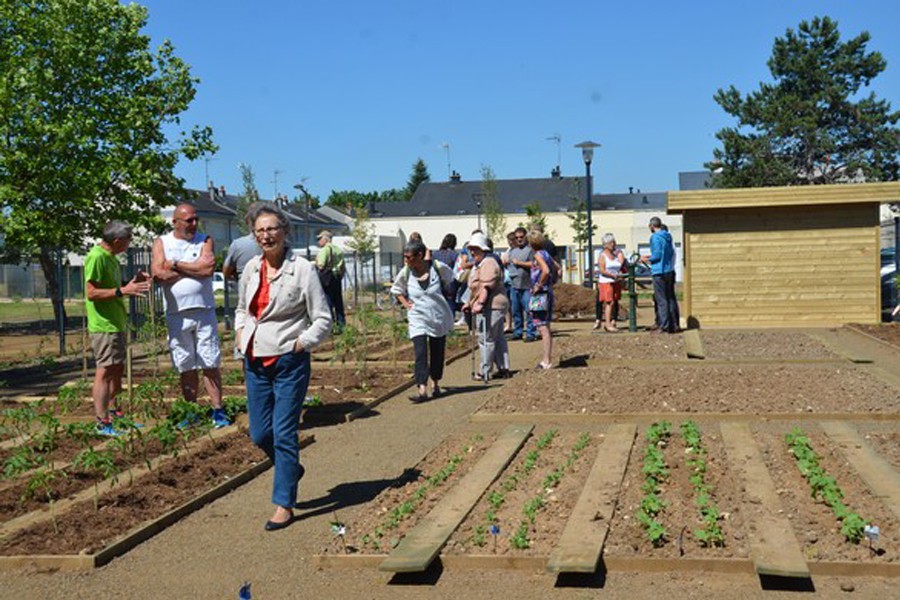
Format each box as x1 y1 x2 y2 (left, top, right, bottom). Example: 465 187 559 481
212 271 226 293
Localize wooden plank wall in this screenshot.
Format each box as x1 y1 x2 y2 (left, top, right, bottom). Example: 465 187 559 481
684 203 880 327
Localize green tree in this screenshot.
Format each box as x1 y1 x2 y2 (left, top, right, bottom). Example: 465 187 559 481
404 158 431 200
480 165 506 243
0 0 216 323
346 206 377 306
566 179 596 257
236 163 260 234
521 201 549 237
708 16 900 188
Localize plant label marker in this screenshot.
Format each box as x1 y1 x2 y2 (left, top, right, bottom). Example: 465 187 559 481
865 525 880 556
238 581 251 599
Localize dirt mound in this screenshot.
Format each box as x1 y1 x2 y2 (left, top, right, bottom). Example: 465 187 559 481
553 282 596 316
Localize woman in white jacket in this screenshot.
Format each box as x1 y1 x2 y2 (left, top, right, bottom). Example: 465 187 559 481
391 239 455 402
235 203 332 531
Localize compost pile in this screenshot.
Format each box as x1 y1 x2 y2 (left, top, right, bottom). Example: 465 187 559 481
552 282 595 317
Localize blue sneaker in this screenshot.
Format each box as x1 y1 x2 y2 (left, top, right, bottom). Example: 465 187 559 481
211 409 232 429
96 422 120 437
176 413 201 430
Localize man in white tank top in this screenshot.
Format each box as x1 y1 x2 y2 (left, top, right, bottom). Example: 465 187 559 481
151 203 230 428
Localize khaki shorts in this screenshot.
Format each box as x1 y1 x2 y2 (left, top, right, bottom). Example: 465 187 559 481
91 332 127 367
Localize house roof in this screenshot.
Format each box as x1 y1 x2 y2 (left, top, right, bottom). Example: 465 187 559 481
173 187 345 228
367 176 667 217
369 176 587 218
668 181 900 213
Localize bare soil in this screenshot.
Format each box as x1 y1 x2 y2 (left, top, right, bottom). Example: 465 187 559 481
699 330 839 360
479 362 899 414
0 429 265 555
849 322 900 349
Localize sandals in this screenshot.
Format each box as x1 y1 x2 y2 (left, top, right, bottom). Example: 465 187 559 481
431 386 442 398
604 325 620 333
409 393 428 403
535 362 553 370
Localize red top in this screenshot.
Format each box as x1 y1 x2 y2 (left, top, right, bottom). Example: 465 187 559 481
248 260 278 367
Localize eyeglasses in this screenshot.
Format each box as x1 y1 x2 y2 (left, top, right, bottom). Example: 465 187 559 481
514 235 525 239
177 217 199 224
402 253 416 260
255 226 283 236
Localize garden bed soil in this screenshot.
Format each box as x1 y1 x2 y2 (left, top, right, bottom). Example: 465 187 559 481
0 435 91 475
444 427 598 556
857 425 900 472
849 323 900 350
0 429 266 556
699 330 839 360
326 429 497 555
753 423 900 563
478 363 900 415
605 421 750 559
556 332 685 362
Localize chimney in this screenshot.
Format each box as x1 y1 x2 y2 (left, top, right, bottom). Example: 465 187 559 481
550 166 561 178
219 185 226 198
208 180 216 200
450 170 461 183
629 186 633 194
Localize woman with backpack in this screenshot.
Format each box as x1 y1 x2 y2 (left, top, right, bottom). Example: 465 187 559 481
390 239 455 402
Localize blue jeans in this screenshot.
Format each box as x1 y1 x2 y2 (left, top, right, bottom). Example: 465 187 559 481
245 351 310 508
509 287 536 339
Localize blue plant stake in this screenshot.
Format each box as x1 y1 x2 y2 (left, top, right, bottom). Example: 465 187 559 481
238 581 251 600
490 524 500 552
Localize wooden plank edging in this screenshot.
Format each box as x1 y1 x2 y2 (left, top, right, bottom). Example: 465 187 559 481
311 553 900 577
470 412 900 424
683 329 705 359
378 423 534 573
720 422 809 579
820 421 900 521
546 423 637 573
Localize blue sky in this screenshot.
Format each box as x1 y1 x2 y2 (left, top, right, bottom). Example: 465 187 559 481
138 0 900 201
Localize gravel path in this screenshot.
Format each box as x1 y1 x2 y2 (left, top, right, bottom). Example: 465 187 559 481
0 323 896 599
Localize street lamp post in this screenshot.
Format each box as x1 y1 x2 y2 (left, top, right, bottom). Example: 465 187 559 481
575 141 600 288
472 192 485 232
294 183 311 259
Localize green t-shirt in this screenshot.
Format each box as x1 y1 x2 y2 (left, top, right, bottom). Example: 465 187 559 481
84 245 127 333
316 243 345 276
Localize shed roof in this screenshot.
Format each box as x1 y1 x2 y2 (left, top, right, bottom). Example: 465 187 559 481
668 182 900 213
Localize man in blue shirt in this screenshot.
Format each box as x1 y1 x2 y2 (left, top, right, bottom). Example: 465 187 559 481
641 217 680 333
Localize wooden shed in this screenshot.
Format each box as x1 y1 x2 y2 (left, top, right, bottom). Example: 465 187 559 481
667 182 900 327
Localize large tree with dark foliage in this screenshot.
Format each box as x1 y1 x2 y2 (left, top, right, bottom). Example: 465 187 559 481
0 0 215 323
708 16 900 188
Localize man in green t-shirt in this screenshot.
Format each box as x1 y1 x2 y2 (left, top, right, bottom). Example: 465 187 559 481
85 221 151 436
316 230 346 327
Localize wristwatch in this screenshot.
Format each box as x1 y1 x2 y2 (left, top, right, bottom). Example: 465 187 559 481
115 287 123 298
172 260 179 271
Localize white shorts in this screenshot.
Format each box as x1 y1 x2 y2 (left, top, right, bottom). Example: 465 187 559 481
166 309 221 372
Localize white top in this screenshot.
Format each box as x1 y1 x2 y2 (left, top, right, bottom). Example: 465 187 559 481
597 250 624 284
160 232 215 315
390 260 455 339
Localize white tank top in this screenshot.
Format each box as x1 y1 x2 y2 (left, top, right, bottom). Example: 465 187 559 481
160 232 215 314
598 251 623 284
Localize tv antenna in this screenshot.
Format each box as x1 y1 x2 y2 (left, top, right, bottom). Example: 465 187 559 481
441 142 452 179
272 169 283 199
546 134 561 170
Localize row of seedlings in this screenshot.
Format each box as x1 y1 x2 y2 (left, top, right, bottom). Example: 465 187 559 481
680 421 725 547
784 428 872 544
511 432 592 550
357 434 489 553
635 421 671 547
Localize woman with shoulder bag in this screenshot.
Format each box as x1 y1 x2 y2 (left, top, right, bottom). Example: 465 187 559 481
390 239 455 402
235 203 332 531
464 232 511 381
528 230 554 369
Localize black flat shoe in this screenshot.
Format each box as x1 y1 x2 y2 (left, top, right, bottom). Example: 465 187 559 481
431 387 442 398
264 515 295 531
409 393 427 403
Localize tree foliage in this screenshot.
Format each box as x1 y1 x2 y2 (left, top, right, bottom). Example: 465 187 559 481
346 206 377 259
404 158 430 200
480 165 506 243
708 16 900 187
566 179 596 252
521 201 549 237
0 0 215 318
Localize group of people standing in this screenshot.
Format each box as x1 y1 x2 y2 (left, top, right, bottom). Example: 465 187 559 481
83 207 678 532
390 226 559 403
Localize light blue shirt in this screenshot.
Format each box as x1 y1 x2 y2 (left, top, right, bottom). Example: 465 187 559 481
649 229 675 275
